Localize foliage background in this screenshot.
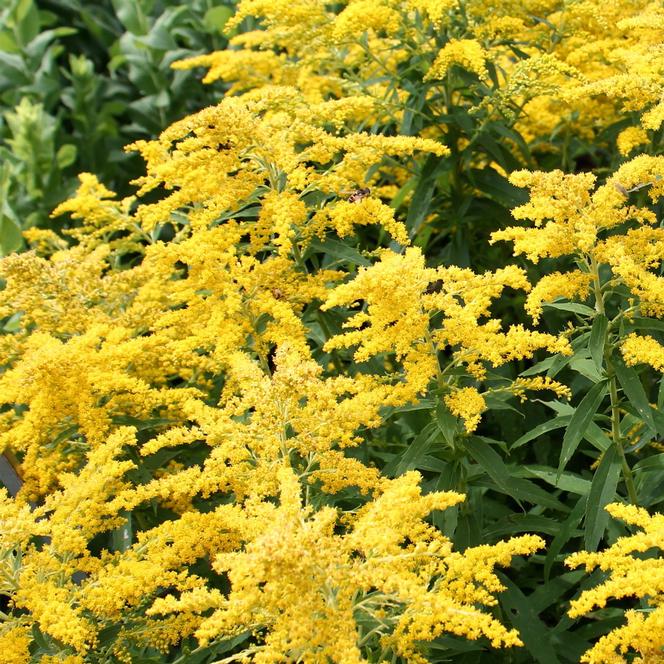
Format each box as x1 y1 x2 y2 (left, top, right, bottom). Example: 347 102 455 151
0 0 232 252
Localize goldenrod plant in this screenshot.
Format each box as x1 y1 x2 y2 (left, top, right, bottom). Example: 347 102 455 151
1 1 664 662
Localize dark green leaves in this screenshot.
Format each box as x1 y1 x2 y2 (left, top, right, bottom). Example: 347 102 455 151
406 153 446 237
612 355 657 433
559 381 607 475
588 314 608 373
584 446 621 551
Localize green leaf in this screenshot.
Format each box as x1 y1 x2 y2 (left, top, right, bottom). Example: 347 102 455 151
56 143 77 169
385 421 438 476
612 355 657 434
530 570 587 614
569 357 603 383
434 403 459 448
469 166 527 207
624 316 664 334
559 380 607 475
305 237 371 267
0 215 23 255
584 446 621 551
633 453 664 473
544 301 596 317
589 313 608 373
203 5 234 34
111 0 149 35
544 495 586 581
15 0 41 45
498 573 562 664
511 415 571 450
0 453 22 497
547 332 590 379
465 437 566 511
525 466 591 495
406 153 445 237
111 511 132 552
520 355 557 376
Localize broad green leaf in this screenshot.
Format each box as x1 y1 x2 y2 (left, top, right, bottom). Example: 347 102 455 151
612 355 657 433
469 166 526 207
584 446 621 551
569 356 603 383
524 466 591 495
0 215 23 255
530 570 586 614
559 380 607 475
15 0 41 45
56 143 76 169
434 402 459 449
547 332 590 379
589 313 608 373
624 316 664 334
111 0 149 34
111 512 132 552
633 453 664 473
385 421 438 476
305 237 371 267
0 453 22 497
520 355 557 376
483 515 563 538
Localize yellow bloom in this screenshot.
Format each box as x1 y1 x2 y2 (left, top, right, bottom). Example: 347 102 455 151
444 387 486 433
621 333 664 373
567 503 664 663
425 39 489 81
616 126 649 156
525 270 592 324
0 624 31 664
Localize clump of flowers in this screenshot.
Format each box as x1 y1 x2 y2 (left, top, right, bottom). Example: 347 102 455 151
567 503 664 663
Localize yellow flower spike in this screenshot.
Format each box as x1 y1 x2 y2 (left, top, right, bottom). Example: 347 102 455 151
566 503 664 663
0 623 31 664
621 333 664 373
525 270 592 324
425 39 490 82
444 387 486 433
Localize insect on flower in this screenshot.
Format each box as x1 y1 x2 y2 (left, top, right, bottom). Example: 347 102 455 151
341 187 371 203
613 179 658 197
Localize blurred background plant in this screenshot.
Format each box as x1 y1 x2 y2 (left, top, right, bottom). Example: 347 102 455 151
0 0 233 255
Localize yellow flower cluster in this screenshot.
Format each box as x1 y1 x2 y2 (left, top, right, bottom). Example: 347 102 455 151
494 156 664 319
425 39 489 82
444 387 486 433
323 248 568 388
171 0 664 161
567 503 664 663
525 271 593 324
0 46 554 661
5 0 661 659
621 333 664 373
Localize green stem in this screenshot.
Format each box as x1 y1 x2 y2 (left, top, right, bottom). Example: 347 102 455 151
607 360 638 505
589 255 638 504
589 255 604 315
